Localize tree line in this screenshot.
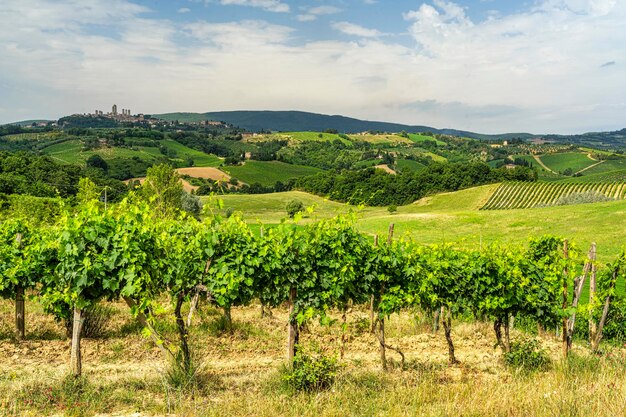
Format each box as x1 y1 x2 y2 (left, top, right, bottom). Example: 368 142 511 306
296 162 537 206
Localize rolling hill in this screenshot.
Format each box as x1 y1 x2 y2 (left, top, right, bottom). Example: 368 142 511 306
154 110 534 140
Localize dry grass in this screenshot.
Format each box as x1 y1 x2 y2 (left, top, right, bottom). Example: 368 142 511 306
0 299 624 416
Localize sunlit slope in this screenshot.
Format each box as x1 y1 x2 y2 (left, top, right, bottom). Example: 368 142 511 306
214 184 626 261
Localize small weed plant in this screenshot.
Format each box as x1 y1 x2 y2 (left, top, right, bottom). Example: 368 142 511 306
283 350 339 392
503 338 551 372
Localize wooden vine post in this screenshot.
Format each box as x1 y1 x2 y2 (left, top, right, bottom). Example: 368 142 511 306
70 306 85 377
589 258 620 352
565 243 595 354
287 286 298 363
376 224 394 371
561 239 569 359
15 233 25 340
369 234 379 334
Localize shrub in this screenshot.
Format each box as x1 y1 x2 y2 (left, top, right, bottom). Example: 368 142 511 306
286 199 304 218
387 204 397 214
181 192 202 218
503 338 550 372
554 191 613 206
283 351 339 392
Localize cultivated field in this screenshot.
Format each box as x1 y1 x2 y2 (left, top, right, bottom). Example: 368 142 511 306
481 181 626 210
219 161 322 186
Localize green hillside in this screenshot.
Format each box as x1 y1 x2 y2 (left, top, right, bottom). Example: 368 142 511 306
207 185 626 263
160 139 222 167
539 152 597 174
153 110 535 140
42 140 162 164
220 161 323 186
395 158 426 172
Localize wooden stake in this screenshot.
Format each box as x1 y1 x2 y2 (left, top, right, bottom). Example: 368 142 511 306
561 239 569 359
592 264 619 352
370 234 379 334
287 286 298 363
70 306 84 377
566 243 595 352
15 233 25 340
387 224 395 244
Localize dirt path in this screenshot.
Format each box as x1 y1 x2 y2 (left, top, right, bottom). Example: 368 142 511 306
532 154 557 174
575 159 605 175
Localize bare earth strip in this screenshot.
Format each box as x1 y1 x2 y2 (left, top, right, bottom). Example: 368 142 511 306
532 154 557 174
575 160 605 175
176 167 231 182
373 164 396 175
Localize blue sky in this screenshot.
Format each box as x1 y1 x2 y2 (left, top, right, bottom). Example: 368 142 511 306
0 0 624 133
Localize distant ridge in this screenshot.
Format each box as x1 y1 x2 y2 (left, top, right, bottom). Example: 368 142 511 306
154 110 533 140
7 119 52 127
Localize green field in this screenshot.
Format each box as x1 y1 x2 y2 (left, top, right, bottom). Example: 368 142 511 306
160 139 222 167
387 147 447 162
213 185 626 264
539 152 597 174
220 161 323 186
406 133 446 145
280 132 351 145
576 158 626 176
41 138 221 167
348 134 412 145
395 158 425 172
42 140 162 164
2 132 63 141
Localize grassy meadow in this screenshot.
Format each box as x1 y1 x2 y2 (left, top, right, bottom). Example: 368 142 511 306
213 184 626 263
538 152 597 174
220 161 323 186
43 140 162 164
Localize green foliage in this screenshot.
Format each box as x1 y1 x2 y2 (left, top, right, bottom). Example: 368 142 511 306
180 192 202 218
286 199 304 218
140 164 184 218
387 204 397 214
503 338 551 372
282 350 339 392
76 178 101 205
0 219 43 299
297 162 536 207
554 191 615 206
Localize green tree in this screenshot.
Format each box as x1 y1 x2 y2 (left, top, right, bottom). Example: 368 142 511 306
140 164 183 218
286 200 304 218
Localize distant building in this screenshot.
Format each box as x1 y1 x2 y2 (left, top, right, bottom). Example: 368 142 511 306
112 104 118 116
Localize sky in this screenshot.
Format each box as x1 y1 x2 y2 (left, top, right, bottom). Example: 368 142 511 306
0 0 624 134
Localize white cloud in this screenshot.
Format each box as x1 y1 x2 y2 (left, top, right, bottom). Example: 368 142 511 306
296 5 341 22
296 14 317 22
178 7 191 13
219 0 289 13
0 0 625 134
332 22 382 38
308 6 341 15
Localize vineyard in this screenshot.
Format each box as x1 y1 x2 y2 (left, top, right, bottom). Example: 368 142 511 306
1 169 626 415
481 181 626 210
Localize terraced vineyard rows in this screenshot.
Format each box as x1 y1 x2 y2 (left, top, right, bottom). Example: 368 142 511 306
481 181 626 210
